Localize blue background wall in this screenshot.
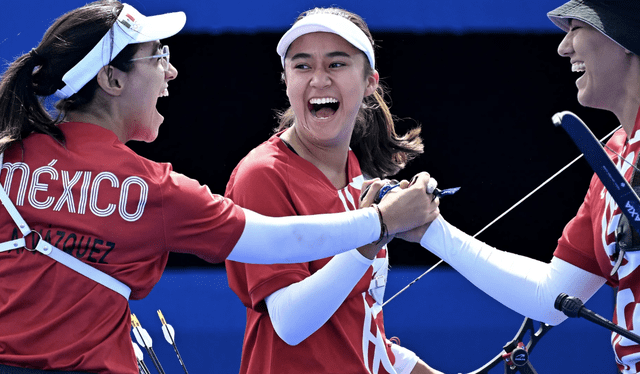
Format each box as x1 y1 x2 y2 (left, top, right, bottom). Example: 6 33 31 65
131 268 617 373
2 0 565 66
2 1 622 373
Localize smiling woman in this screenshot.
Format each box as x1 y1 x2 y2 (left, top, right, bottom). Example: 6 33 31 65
408 1 640 373
557 18 635 115
103 40 178 143
0 1 440 373
224 7 443 374
274 8 424 179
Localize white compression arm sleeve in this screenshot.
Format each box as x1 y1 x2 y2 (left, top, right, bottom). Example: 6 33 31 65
227 208 380 264
391 343 419 374
420 216 606 325
264 249 373 346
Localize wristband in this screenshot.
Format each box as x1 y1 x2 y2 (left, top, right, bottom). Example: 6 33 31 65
372 204 388 243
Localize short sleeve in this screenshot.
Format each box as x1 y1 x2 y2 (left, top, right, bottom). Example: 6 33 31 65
554 176 603 277
160 168 245 263
224 145 311 309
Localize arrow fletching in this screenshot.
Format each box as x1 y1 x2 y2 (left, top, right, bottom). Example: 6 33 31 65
132 341 144 361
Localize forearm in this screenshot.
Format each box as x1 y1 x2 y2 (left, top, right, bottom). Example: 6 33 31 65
227 208 380 264
265 249 373 345
420 216 606 325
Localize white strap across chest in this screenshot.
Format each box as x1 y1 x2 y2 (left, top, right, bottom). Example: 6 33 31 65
0 154 131 300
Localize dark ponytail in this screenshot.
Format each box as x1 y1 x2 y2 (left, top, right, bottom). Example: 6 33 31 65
0 0 138 153
0 49 61 152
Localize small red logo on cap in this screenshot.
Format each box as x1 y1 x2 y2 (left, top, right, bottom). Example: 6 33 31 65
120 13 136 29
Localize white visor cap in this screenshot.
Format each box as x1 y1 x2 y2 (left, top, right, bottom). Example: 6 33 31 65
55 3 186 98
276 13 375 70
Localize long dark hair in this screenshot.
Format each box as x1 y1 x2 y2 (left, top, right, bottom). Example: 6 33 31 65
0 0 138 153
275 7 424 178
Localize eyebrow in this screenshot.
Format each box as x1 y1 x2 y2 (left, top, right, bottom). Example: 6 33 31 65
289 51 352 61
145 41 162 55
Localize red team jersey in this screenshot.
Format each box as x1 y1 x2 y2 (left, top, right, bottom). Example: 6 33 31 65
555 106 640 373
225 134 397 374
0 123 245 373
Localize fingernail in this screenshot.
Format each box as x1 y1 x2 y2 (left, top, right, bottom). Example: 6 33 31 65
361 184 372 201
426 178 438 194
409 175 418 186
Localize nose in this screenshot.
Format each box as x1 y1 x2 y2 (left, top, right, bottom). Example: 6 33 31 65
310 68 330 88
165 62 178 80
557 32 573 57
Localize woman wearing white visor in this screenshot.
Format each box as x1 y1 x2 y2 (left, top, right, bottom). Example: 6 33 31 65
225 7 444 374
0 1 440 373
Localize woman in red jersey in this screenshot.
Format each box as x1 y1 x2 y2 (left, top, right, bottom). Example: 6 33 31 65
225 7 444 374
408 1 640 372
0 1 440 373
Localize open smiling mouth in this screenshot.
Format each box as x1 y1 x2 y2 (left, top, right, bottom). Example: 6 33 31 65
159 86 169 97
572 62 585 74
308 98 340 119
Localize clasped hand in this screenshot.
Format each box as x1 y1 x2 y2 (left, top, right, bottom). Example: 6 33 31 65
357 172 440 259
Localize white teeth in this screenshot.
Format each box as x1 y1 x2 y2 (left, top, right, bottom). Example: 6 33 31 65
309 97 338 105
160 87 169 97
571 62 586 72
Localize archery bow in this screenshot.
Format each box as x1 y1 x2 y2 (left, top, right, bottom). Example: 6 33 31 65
383 111 635 373
383 121 622 307
460 318 552 374
555 293 640 344
464 112 640 373
552 111 640 233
